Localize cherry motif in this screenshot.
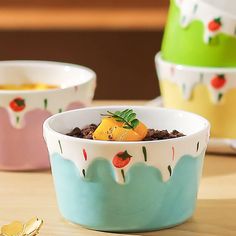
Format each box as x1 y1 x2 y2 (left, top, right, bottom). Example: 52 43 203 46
210 74 226 89
208 17 222 32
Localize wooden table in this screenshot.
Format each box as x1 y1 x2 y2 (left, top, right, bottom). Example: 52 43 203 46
0 100 235 236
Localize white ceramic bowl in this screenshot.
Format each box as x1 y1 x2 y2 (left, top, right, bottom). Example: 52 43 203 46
0 60 96 170
44 106 209 232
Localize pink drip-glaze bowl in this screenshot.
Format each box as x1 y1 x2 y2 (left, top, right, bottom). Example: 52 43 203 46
0 60 96 170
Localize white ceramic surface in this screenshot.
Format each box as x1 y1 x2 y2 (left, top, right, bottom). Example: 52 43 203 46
44 106 210 184
0 60 96 128
156 53 236 104
176 0 236 43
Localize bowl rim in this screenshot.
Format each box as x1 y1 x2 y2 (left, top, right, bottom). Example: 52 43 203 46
43 105 210 145
0 60 96 95
155 52 236 73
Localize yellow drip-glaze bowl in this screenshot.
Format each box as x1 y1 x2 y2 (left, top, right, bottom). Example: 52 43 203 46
156 52 236 139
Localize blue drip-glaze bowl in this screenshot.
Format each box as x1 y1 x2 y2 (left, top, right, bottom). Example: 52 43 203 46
43 106 210 232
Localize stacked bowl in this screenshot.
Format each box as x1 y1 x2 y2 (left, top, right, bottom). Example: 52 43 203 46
156 0 236 139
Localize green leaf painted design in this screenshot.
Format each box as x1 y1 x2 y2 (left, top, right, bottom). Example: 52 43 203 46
74 85 78 92
121 169 125 182
16 116 20 124
214 17 221 25
218 93 223 101
193 4 198 13
199 73 204 82
197 142 200 152
181 15 186 24
15 99 25 107
218 74 225 79
44 99 48 109
142 146 147 162
58 108 62 113
82 169 86 178
101 109 140 129
58 140 63 154
117 150 132 160
168 165 172 177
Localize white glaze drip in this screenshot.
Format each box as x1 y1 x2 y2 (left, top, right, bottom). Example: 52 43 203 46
0 80 95 129
45 130 208 184
175 0 236 43
157 57 236 104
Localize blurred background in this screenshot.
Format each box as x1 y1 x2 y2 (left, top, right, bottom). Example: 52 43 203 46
0 0 168 100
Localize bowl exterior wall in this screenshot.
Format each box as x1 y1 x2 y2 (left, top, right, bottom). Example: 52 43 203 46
49 151 205 232
161 0 236 67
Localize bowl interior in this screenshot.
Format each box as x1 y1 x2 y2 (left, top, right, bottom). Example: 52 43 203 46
0 60 95 89
46 106 209 139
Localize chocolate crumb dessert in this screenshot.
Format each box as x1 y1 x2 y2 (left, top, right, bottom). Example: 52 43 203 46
66 109 185 141
143 129 184 141
67 126 184 141
67 124 98 139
